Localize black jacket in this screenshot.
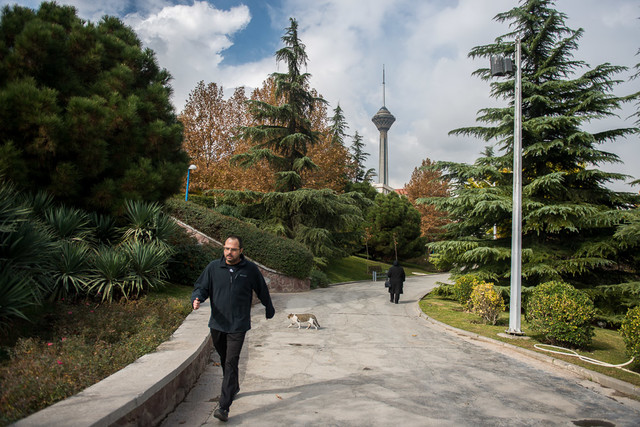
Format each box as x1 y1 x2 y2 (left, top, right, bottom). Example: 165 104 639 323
191 255 275 333
387 264 406 294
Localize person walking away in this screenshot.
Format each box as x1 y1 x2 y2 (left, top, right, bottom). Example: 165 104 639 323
387 260 406 304
191 236 275 422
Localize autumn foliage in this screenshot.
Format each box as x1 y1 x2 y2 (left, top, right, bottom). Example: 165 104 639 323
179 78 351 193
404 159 450 241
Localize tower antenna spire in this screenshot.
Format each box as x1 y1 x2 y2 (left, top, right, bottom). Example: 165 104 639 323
382 64 386 107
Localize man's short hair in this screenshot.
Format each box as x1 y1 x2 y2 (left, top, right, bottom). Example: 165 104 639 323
226 235 243 249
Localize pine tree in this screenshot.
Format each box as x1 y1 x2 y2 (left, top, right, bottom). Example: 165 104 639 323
0 3 187 214
232 18 326 192
429 0 639 288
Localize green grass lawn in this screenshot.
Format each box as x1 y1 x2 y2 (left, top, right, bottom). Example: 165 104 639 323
419 293 640 388
325 256 433 284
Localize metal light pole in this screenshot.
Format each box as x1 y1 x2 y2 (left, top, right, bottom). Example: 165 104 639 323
185 164 197 201
491 37 523 335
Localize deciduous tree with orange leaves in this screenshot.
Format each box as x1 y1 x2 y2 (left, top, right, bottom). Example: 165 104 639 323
405 158 450 242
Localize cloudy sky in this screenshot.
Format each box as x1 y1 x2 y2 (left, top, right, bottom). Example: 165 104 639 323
3 0 640 191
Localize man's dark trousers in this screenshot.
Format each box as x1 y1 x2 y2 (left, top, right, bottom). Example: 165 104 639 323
211 329 246 411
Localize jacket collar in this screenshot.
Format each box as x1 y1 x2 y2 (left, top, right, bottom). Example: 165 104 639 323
219 254 246 269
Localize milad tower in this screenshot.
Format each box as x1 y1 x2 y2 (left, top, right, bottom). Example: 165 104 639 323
371 66 395 194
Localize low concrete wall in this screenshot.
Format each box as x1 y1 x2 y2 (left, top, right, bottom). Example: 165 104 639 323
173 217 310 292
15 306 213 427
14 220 310 426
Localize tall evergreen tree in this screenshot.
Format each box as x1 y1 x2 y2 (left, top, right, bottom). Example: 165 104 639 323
0 3 187 214
232 18 326 192
429 0 639 288
329 104 348 147
349 131 376 183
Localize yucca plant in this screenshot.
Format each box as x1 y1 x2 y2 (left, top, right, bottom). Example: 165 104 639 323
152 212 179 244
16 190 54 220
0 182 54 326
87 246 131 302
0 270 35 332
124 240 172 297
44 206 91 242
121 200 162 243
89 211 119 245
50 241 92 301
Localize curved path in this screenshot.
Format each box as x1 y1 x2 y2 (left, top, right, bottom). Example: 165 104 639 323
162 274 640 426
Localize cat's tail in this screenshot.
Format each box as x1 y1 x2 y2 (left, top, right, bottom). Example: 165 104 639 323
314 318 321 329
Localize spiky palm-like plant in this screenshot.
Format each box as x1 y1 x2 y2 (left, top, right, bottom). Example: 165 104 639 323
124 240 172 297
44 205 91 242
121 199 177 244
50 241 92 301
0 182 54 323
88 246 131 302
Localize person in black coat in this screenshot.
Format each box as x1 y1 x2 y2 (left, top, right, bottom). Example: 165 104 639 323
192 235 275 422
387 260 406 304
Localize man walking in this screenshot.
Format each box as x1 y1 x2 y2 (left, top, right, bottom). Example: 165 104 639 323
192 235 275 422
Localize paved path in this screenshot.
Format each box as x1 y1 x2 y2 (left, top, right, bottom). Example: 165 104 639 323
161 274 640 426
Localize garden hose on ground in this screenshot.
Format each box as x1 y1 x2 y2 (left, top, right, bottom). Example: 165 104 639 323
533 343 639 376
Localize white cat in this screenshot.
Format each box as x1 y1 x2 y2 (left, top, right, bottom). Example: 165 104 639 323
287 313 320 330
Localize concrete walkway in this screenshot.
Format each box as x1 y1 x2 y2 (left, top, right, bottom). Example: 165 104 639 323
161 274 640 426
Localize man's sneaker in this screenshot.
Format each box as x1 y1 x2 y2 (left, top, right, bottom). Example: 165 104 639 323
214 408 229 422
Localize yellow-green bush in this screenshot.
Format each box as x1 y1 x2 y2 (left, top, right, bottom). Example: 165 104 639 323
620 306 640 362
470 281 505 325
453 275 481 310
526 281 595 349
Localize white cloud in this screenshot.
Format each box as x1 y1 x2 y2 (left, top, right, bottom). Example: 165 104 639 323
125 1 253 108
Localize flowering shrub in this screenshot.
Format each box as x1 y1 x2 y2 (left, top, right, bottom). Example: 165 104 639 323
620 306 640 361
526 281 595 349
470 281 505 325
453 275 481 310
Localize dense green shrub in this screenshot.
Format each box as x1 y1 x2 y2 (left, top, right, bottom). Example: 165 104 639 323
165 198 313 279
166 227 222 286
453 275 481 309
309 269 330 289
526 281 596 349
470 282 505 325
619 306 640 361
431 283 456 300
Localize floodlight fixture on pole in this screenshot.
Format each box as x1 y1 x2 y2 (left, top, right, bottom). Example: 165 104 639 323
185 164 197 201
491 37 523 335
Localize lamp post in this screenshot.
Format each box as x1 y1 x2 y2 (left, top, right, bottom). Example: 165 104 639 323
185 164 197 201
491 37 523 335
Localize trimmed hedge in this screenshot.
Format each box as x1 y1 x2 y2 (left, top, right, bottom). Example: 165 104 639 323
166 226 223 286
165 198 313 279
